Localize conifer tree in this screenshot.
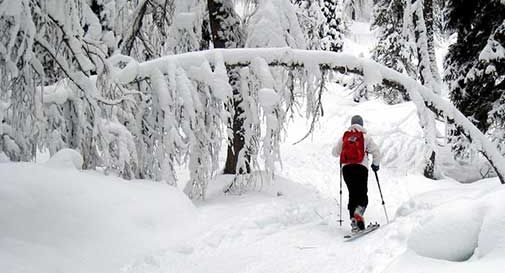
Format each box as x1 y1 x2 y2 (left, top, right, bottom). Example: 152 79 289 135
445 0 505 159
371 0 416 104
321 0 345 53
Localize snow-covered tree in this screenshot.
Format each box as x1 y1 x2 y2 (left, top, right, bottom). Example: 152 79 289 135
165 0 207 54
445 0 504 132
2 0 105 166
208 0 244 49
203 0 248 198
433 0 447 39
214 0 309 193
0 0 190 180
292 0 325 50
111 48 505 184
120 0 200 59
486 22 505 156
0 91 20 160
246 0 307 49
402 0 444 179
371 0 416 104
220 0 306 191
321 0 366 103
320 0 345 53
406 0 442 92
422 0 441 85
343 0 373 21
445 0 505 167
371 0 444 105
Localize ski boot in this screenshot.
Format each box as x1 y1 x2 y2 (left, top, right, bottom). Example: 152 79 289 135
350 218 360 233
354 206 366 230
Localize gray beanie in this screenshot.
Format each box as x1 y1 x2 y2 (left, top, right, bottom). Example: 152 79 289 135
351 115 363 126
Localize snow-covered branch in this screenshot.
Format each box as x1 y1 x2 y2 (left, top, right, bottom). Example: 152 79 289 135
114 47 505 184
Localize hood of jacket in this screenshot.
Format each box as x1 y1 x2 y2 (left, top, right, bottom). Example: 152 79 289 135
347 124 367 133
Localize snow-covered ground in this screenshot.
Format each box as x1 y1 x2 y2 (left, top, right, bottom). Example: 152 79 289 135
344 21 377 58
2 21 505 273
0 150 198 273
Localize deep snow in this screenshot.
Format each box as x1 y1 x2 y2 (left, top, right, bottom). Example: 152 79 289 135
0 150 197 273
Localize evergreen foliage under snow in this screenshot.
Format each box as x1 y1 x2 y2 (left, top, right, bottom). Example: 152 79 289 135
371 0 416 104
444 0 505 166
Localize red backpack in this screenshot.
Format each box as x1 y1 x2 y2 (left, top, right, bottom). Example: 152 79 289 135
340 130 365 164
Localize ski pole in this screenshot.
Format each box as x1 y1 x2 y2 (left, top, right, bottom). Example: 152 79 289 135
338 163 344 226
373 170 390 224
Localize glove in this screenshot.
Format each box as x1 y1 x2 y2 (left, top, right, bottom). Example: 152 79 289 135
371 164 380 172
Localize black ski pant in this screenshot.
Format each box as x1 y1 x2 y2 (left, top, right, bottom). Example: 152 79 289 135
342 164 368 219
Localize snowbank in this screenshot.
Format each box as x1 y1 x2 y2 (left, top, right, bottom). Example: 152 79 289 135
42 80 75 105
43 148 83 169
0 160 197 273
385 180 505 273
407 200 483 262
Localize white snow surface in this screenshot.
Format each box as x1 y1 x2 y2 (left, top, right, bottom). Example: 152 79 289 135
479 38 505 61
344 21 377 58
0 157 197 273
43 148 83 169
258 88 280 108
42 80 75 105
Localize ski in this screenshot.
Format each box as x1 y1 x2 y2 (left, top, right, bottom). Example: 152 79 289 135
343 223 380 242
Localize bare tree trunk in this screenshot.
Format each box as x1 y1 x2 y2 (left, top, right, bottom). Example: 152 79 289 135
223 69 250 174
207 0 225 48
207 0 247 174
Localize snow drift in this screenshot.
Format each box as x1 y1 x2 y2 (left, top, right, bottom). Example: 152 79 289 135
0 150 197 273
385 179 505 273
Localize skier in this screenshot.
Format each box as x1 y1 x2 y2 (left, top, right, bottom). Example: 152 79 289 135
332 115 381 233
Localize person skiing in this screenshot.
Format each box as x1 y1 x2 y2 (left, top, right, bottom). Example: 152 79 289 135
332 115 381 233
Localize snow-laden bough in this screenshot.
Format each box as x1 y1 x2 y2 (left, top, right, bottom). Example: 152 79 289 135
113 47 505 185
